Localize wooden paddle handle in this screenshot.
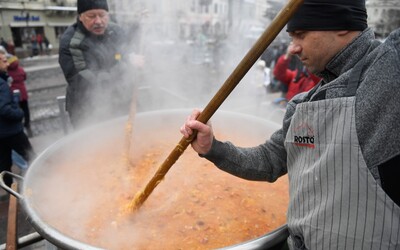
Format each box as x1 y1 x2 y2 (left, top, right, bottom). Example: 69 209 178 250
6 183 18 250
197 0 303 123
129 0 304 211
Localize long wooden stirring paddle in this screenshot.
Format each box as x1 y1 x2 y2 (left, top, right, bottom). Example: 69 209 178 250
128 0 304 212
125 86 138 166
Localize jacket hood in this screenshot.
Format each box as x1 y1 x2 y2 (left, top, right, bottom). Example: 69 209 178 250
7 55 19 70
8 60 19 70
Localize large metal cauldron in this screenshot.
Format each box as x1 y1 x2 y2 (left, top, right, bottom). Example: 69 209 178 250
1 109 289 250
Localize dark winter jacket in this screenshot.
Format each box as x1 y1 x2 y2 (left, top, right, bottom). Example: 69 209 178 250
273 54 320 101
8 57 28 101
59 20 134 127
0 74 24 138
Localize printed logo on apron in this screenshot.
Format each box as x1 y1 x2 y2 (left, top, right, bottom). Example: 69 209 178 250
293 122 315 148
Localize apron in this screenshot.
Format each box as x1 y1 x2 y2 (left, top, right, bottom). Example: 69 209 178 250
284 50 400 249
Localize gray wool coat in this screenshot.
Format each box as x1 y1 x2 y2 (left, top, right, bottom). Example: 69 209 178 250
204 27 400 188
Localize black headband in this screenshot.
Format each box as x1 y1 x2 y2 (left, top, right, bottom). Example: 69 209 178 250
77 0 109 14
287 0 367 32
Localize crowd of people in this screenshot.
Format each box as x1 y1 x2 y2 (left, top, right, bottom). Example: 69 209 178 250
260 42 320 107
29 33 51 57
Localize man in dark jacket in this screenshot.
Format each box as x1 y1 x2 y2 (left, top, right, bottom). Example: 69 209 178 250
0 53 35 187
59 0 140 129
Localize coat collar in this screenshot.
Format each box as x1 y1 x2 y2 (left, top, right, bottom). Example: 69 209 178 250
318 28 375 84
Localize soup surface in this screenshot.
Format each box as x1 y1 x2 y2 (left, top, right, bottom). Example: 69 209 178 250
28 121 289 250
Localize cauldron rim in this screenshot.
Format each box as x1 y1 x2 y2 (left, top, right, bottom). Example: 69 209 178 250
21 109 284 250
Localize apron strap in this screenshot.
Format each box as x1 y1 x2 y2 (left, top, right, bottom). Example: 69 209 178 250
303 81 322 102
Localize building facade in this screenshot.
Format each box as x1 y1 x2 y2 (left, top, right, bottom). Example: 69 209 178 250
120 0 231 40
11 0 400 58
0 0 235 57
366 0 400 38
0 0 76 57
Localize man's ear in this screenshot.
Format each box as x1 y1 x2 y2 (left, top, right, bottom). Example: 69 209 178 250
336 30 350 36
337 30 363 43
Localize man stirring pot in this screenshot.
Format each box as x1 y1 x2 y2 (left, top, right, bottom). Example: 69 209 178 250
181 0 400 249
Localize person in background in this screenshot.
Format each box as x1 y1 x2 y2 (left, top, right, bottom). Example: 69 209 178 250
59 0 144 129
261 43 301 99
273 46 320 103
260 43 284 94
36 33 43 54
6 39 15 56
180 0 400 248
0 38 8 53
30 34 39 57
7 55 33 137
0 53 35 187
43 35 50 55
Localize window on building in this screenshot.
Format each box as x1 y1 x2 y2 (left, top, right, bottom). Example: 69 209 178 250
11 27 44 48
55 26 68 40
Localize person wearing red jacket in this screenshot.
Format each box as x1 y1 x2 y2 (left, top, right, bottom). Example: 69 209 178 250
7 55 32 137
273 52 320 101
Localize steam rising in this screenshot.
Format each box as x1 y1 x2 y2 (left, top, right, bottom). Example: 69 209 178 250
25 2 292 248
106 0 289 123
25 111 286 249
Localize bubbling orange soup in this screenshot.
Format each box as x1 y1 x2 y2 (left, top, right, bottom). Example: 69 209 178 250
31 130 289 250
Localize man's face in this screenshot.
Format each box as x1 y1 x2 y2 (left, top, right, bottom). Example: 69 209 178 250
0 54 9 73
79 9 109 35
288 31 341 74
